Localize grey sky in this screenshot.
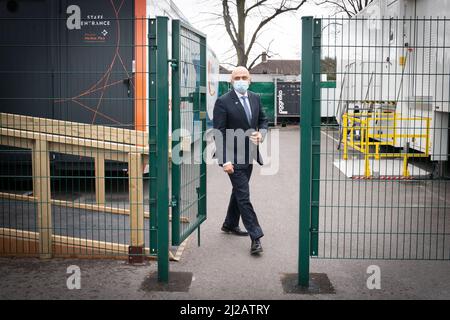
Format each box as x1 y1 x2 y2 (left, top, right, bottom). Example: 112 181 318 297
171 0 332 66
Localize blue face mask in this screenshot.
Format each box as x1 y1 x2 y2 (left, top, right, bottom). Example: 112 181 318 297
233 80 249 94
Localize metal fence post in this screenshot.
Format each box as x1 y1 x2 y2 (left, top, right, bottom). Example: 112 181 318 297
310 19 321 257
148 17 169 282
199 34 207 235
171 19 181 246
148 18 157 258
299 16 314 287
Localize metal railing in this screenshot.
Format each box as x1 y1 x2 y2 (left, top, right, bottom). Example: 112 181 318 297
0 14 208 281
300 16 450 287
342 111 431 177
0 12 153 262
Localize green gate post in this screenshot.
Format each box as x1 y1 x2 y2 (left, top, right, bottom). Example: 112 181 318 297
148 19 158 259
171 19 181 246
149 16 170 282
299 16 314 287
156 16 170 282
199 34 207 241
310 19 321 257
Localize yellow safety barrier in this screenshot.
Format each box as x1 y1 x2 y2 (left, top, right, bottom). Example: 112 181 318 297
342 111 431 177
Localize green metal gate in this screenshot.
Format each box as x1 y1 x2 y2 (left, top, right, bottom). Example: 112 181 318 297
171 20 207 247
300 17 450 286
149 17 207 282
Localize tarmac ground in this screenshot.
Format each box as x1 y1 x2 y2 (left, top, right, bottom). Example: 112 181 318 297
1 126 449 299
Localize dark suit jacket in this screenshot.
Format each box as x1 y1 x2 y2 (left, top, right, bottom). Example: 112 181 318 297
213 90 268 166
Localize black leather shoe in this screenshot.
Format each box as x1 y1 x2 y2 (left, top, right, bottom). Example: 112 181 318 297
251 239 263 255
221 225 248 236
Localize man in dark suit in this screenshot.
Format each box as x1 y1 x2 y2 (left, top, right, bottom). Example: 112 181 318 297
213 66 268 255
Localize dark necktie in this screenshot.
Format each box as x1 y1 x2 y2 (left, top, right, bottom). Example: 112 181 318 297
241 96 252 125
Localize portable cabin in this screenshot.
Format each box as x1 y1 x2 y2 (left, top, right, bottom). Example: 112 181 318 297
335 0 450 164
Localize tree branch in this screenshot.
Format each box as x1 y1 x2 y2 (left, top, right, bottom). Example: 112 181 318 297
345 0 359 16
247 39 275 70
247 53 265 70
245 0 268 16
245 0 307 58
315 0 351 16
315 0 374 17
222 0 239 49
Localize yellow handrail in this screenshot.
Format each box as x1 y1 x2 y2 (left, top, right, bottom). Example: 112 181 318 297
342 111 431 177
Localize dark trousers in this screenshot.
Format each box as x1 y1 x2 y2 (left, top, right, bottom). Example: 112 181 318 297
224 164 264 240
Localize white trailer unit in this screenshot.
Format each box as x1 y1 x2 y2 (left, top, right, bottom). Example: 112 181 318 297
335 0 450 161
147 0 219 127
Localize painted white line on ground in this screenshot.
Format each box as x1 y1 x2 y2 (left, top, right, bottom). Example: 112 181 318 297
321 129 450 206
321 130 340 144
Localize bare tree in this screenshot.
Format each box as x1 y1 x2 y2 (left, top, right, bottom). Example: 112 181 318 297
220 0 307 69
315 0 374 17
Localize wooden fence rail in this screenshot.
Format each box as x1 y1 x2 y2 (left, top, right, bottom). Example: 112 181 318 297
0 112 149 260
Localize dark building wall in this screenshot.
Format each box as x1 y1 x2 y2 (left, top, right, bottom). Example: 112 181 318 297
0 0 135 128
0 0 136 172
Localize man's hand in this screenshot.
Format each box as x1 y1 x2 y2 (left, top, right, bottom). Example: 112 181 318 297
250 131 263 145
223 163 234 174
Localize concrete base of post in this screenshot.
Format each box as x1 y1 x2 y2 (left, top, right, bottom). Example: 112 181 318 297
281 273 335 294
